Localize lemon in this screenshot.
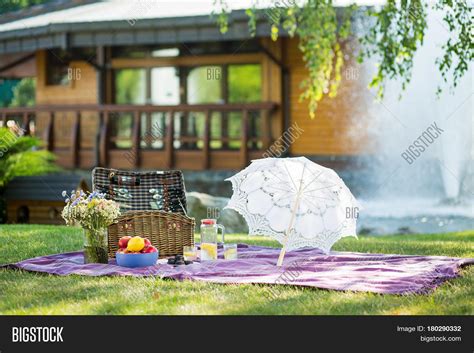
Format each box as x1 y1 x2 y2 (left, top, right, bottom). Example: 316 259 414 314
183 251 197 261
201 243 217 260
127 236 145 252
224 248 237 260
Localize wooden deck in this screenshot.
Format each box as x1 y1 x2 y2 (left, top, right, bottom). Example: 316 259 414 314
0 102 277 170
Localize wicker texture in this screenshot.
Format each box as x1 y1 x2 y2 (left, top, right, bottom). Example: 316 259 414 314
108 211 195 259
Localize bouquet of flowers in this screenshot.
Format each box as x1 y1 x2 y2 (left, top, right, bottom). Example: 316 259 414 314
62 190 121 264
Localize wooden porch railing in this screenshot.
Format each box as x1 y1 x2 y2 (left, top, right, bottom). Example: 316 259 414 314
0 103 277 171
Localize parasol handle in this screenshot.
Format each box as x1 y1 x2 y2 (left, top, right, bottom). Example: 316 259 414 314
277 246 287 267
277 180 304 266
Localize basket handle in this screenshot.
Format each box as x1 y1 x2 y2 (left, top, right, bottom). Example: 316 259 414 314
177 197 188 216
109 172 141 186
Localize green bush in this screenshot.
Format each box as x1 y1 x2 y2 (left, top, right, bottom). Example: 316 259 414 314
10 78 36 107
0 127 60 222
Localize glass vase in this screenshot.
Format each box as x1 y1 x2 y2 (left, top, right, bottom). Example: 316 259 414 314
83 228 109 264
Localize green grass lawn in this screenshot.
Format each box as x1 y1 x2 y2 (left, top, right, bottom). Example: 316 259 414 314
0 225 473 315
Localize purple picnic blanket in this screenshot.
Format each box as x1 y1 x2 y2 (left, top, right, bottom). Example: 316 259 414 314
2 244 473 294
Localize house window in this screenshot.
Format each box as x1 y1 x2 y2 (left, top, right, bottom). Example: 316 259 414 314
186 66 223 104
228 64 262 103
45 48 96 86
114 69 147 104
152 48 179 57
45 50 70 86
226 64 263 150
112 63 263 150
112 69 147 149
113 64 261 105
151 67 180 105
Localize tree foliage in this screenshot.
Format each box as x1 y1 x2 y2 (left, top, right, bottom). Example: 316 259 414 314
433 0 473 94
214 0 473 117
0 0 51 14
358 0 427 98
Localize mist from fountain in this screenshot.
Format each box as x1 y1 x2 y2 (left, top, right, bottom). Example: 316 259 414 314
354 7 473 234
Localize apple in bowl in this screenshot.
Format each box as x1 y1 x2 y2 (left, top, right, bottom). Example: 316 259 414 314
116 236 159 268
118 236 132 249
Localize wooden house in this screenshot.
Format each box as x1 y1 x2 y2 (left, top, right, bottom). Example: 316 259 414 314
4 175 89 224
0 0 371 172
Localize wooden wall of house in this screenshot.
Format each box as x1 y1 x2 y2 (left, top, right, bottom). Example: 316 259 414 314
283 37 373 156
35 50 99 168
260 38 284 140
7 200 65 225
36 50 98 104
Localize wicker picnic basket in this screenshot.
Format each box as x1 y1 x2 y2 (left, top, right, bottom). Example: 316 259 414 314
92 168 195 258
107 210 195 259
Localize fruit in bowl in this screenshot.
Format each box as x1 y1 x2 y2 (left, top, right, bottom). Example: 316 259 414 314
118 236 132 249
127 236 145 252
116 236 158 268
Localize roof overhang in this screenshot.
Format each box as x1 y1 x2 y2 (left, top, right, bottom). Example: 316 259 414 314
0 52 36 78
0 10 274 55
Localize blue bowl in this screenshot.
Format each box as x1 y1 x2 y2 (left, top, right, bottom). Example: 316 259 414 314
116 251 159 268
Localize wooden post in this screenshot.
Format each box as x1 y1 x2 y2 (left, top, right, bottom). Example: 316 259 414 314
190 113 198 150
132 110 141 168
95 112 103 167
145 112 152 148
99 111 110 167
221 112 228 149
261 109 271 151
240 109 249 168
221 64 229 149
71 111 81 168
21 112 30 136
249 111 258 149
202 110 211 169
96 46 106 104
181 111 189 149
165 111 174 168
44 112 55 151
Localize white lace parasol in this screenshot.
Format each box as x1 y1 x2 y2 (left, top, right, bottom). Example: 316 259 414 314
225 157 360 266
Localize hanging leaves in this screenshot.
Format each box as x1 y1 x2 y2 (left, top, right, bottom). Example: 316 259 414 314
214 0 473 117
434 0 473 95
358 0 428 99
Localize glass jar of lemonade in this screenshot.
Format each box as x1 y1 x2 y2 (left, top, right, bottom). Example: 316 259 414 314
200 219 225 261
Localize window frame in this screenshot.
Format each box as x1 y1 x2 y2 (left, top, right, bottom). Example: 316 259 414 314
111 58 264 151
45 50 71 87
112 61 263 106
44 48 96 87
